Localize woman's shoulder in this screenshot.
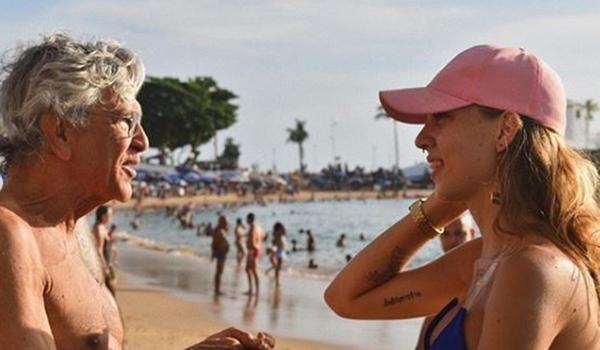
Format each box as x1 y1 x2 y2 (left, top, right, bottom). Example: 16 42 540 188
498 243 580 284
489 241 599 340
494 242 594 308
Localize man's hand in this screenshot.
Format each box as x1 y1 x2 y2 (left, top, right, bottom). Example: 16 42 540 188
185 327 275 350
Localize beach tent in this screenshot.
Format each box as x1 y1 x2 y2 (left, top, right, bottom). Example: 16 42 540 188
221 170 250 183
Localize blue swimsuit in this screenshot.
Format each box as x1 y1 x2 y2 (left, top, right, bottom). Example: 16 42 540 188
424 260 500 350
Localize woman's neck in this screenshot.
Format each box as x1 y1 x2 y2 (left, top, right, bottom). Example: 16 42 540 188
467 190 515 260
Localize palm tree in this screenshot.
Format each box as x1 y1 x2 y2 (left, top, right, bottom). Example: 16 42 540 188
375 106 399 171
287 120 309 173
585 99 598 149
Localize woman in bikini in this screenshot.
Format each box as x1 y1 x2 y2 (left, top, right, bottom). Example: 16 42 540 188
325 45 600 349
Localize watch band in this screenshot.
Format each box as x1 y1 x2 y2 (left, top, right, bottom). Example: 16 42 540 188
409 199 445 239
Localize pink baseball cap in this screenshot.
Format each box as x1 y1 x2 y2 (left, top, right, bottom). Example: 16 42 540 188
379 45 566 135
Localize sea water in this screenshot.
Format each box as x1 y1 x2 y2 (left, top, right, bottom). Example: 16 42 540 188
110 198 444 277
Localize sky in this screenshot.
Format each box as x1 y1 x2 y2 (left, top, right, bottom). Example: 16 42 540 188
1 0 600 172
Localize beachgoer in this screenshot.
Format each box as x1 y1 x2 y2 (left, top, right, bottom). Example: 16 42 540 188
438 213 476 253
104 224 118 266
308 259 318 269
345 254 352 263
245 212 264 295
205 221 214 237
306 229 315 252
358 233 366 241
416 214 476 349
104 223 118 294
265 246 277 275
211 215 230 296
130 216 141 230
234 217 247 266
0 32 272 349
325 45 600 349
271 222 287 287
336 233 346 248
291 238 298 252
92 205 115 295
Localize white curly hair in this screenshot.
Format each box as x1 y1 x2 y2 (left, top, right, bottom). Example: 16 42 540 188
0 32 145 165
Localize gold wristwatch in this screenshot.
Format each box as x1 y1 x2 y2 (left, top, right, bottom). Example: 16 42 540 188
409 199 445 239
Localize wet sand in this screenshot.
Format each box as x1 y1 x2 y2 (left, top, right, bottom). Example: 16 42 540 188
117 277 343 349
115 243 423 350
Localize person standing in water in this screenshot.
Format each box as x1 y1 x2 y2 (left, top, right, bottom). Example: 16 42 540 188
234 217 247 266
211 215 230 296
245 213 264 296
271 222 287 287
92 205 115 295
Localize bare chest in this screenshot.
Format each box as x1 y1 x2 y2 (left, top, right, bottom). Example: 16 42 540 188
41 239 123 350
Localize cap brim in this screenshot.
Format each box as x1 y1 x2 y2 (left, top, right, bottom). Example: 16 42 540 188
379 87 471 123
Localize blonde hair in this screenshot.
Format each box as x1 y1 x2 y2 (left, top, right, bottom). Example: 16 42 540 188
0 32 145 165
484 106 600 299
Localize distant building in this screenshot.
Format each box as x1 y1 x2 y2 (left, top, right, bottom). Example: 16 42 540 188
565 99 598 150
566 100 587 149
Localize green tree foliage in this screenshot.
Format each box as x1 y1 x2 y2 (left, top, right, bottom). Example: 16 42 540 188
138 76 238 165
375 105 400 171
220 137 241 160
287 119 309 173
585 99 598 121
218 137 241 169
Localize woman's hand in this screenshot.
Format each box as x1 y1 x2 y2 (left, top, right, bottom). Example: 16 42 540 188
185 327 275 350
423 191 468 229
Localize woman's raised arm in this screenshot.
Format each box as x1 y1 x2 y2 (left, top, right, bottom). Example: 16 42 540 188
324 195 479 319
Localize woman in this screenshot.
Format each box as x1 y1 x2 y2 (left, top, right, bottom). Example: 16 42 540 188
92 205 116 295
211 215 230 296
324 45 600 349
234 218 247 266
271 222 287 287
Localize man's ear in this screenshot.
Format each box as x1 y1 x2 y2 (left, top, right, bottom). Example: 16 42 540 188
496 111 523 153
39 112 72 160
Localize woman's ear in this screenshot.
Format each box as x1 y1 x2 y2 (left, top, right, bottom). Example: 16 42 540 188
39 112 72 160
496 111 523 153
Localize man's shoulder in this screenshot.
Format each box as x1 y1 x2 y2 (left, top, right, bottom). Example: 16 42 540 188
0 205 40 264
0 205 35 235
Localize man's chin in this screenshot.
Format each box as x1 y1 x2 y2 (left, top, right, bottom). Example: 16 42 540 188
111 184 133 203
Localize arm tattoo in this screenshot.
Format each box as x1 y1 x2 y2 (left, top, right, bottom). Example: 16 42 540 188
383 291 422 307
365 245 407 286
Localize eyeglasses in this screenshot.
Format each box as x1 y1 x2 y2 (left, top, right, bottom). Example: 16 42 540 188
94 110 143 138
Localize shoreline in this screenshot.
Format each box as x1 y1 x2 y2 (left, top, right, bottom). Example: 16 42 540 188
111 189 433 210
115 242 423 350
116 270 346 350
115 244 351 350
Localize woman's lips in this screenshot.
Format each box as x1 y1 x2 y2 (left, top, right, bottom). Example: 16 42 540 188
428 160 444 178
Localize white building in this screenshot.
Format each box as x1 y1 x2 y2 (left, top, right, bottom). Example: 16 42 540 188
565 99 597 150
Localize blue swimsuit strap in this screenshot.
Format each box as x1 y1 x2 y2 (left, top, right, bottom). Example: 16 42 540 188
423 297 460 349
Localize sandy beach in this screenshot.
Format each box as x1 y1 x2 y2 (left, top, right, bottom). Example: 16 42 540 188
112 189 432 210
116 275 344 350
115 243 423 350
117 246 348 350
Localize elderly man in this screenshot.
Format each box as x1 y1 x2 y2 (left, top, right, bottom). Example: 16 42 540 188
0 33 271 350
